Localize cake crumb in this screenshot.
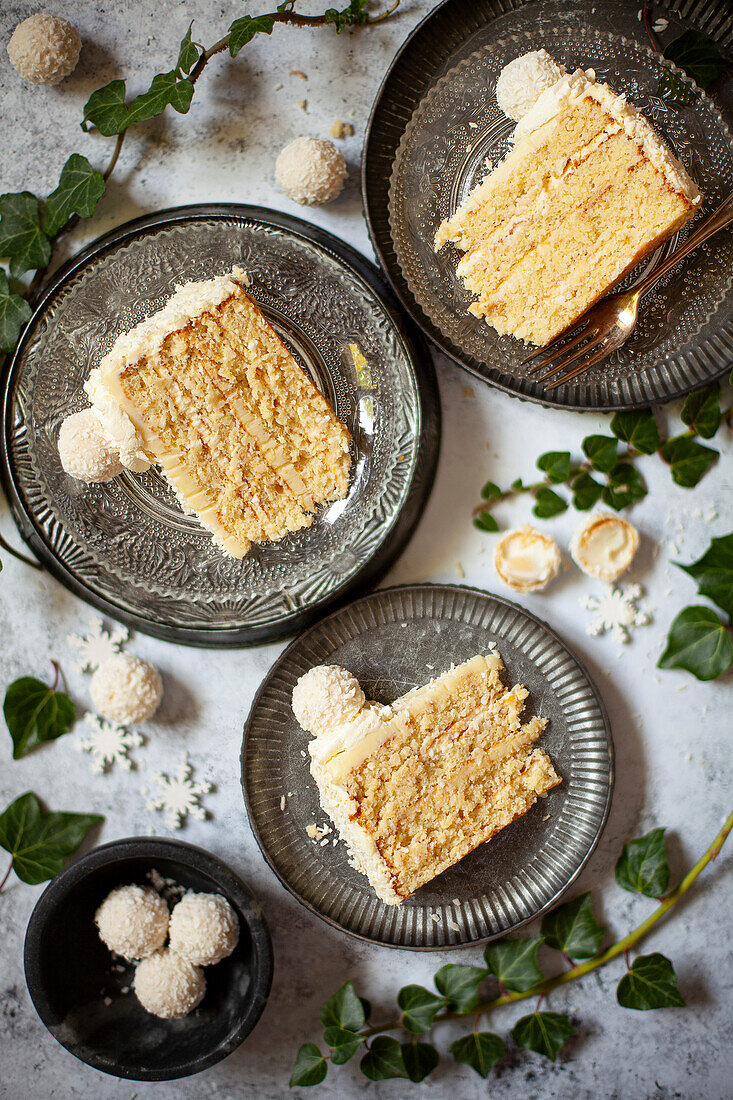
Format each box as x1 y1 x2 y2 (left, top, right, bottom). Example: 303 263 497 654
330 119 354 139
297 98 307 112
456 562 465 578
290 69 307 79
280 795 286 811
462 387 473 397
104 996 112 1006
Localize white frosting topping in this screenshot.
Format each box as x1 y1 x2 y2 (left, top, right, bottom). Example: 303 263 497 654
494 526 561 592
570 512 639 581
495 50 567 122
84 367 150 472
292 665 367 736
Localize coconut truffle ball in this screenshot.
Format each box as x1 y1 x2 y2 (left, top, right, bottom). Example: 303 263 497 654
90 653 163 725
275 136 347 205
292 664 366 734
7 12 81 86
58 409 124 483
95 885 169 961
495 50 566 121
169 892 240 966
134 948 206 1019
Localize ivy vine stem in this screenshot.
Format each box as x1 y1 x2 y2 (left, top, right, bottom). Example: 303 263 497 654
359 809 733 1039
0 530 42 571
0 860 11 893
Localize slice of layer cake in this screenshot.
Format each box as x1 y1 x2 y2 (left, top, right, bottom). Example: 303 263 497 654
435 62 702 346
292 656 560 905
85 269 352 557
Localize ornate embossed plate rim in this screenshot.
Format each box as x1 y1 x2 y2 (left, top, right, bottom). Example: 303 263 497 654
241 583 614 950
363 0 733 410
0 205 441 648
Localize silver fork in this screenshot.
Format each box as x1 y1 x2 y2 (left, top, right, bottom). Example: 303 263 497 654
522 191 733 390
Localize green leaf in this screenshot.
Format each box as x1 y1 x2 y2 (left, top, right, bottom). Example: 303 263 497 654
290 1042 327 1087
571 472 604 511
662 29 728 90
0 792 102 885
451 1032 506 1077
4 674 75 759
177 22 202 75
511 1011 575 1062
82 72 194 136
582 434 618 473
481 480 501 500
615 827 670 898
0 192 51 277
360 1036 408 1081
678 533 733 618
401 1041 439 1082
82 80 129 135
434 964 487 1013
656 68 695 107
474 512 499 533
536 450 571 483
229 14 276 57
324 0 370 33
617 953 685 1010
320 980 366 1032
610 409 660 454
0 268 31 353
533 486 568 519
541 892 604 959
661 436 718 488
602 462 647 510
658 605 733 681
510 477 526 491
43 155 105 238
484 937 543 993
397 984 445 1034
681 383 721 439
323 1026 364 1064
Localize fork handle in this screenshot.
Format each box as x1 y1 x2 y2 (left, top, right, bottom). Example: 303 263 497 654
636 192 733 301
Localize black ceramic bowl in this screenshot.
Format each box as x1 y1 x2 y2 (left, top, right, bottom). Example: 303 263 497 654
24 837 273 1081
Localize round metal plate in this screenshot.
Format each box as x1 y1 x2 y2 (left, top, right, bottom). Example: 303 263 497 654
242 584 614 949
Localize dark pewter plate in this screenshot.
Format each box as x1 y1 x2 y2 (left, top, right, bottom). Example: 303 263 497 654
0 205 440 647
242 584 613 949
364 0 733 410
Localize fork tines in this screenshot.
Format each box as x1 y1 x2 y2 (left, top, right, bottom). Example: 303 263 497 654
521 321 603 385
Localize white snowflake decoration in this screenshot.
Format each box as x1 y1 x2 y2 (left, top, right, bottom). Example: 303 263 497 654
580 584 652 645
145 754 212 829
67 617 129 673
76 713 143 774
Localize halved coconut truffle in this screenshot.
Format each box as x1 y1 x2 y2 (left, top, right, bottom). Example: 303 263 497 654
493 525 561 592
570 512 639 581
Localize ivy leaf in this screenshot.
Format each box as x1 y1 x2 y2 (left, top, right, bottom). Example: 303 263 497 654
82 72 194 136
474 512 499 533
484 937 543 993
290 1042 327 1087
511 1011 575 1062
0 268 31 353
0 792 103 885
481 480 501 500
536 451 571 483
610 409 660 454
511 477 526 491
229 15 276 57
615 827 670 898
678 533 733 618
0 192 51 277
43 155 105 238
582 434 618 474
617 953 685 1010
320 980 366 1032
661 436 718 488
451 1032 506 1077
658 606 733 681
323 1026 364 1064
360 1035 409 1081
681 383 721 439
4 674 75 759
662 29 728 90
602 462 647 510
656 68 694 107
397 984 445 1034
82 80 130 135
401 1041 439 1082
324 0 370 33
533 486 568 519
177 22 202 75
434 964 487 1013
541 892 604 959
571 471 603 511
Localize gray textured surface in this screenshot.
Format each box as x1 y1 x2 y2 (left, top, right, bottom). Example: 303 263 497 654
0 2 731 1098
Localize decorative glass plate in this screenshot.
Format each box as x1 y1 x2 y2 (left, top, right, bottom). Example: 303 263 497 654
242 585 613 949
0 206 440 646
365 0 733 409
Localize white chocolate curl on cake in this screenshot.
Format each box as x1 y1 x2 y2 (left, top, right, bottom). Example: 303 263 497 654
570 512 639 582
494 526 561 592
495 50 567 121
